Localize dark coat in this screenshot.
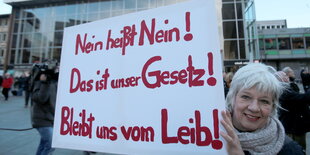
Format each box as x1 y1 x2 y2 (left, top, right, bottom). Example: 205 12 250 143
0 75 3 86
279 84 310 135
31 80 57 128
300 70 310 92
244 136 304 155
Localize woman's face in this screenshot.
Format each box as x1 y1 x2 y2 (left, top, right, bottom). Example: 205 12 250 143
232 87 273 132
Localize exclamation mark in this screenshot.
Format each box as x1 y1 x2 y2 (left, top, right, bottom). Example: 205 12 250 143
212 109 223 150
207 52 217 86
183 12 193 41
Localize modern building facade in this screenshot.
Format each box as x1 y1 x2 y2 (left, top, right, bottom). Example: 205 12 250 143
258 26 310 76
3 0 258 72
222 0 259 70
0 14 10 65
257 20 287 30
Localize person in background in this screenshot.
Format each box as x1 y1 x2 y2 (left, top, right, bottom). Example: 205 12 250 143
17 73 28 96
2 73 14 101
276 69 310 151
300 69 310 92
24 72 31 107
282 67 299 92
224 72 234 97
31 60 58 155
220 63 303 155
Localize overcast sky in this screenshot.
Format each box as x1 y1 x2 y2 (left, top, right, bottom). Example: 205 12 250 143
255 0 310 28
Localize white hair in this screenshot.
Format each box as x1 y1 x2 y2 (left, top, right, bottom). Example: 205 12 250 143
282 67 292 74
225 63 284 117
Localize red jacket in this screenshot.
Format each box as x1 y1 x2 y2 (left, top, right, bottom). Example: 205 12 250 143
2 77 13 88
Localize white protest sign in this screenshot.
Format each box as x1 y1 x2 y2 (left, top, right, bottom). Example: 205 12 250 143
52 0 226 154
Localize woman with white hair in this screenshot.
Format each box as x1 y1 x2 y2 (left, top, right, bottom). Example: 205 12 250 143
220 63 303 155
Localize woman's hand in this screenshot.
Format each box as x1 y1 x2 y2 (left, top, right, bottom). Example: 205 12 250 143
220 110 244 155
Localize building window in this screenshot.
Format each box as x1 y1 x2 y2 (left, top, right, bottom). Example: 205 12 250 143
239 40 245 59
223 21 237 39
264 38 277 50
224 40 238 59
278 38 291 50
292 37 304 49
22 48 31 63
0 33 6 42
222 3 235 19
236 3 243 19
266 26 270 29
277 25 280 29
262 26 265 29
305 37 310 49
238 21 244 38
10 49 15 64
259 39 264 50
223 0 234 2
0 49 4 56
271 25 275 29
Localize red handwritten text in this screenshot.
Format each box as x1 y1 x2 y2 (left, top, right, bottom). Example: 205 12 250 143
60 106 95 139
141 55 206 88
106 25 137 55
70 68 110 93
121 126 155 142
96 125 118 141
75 33 104 55
138 18 180 46
161 109 223 149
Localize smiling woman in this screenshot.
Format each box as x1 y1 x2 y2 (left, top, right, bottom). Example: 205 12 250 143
220 63 304 155
232 88 273 132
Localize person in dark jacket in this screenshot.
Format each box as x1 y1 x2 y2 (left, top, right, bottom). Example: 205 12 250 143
0 74 3 86
31 61 58 155
224 72 234 97
23 72 31 107
220 63 304 155
277 67 310 151
300 69 310 92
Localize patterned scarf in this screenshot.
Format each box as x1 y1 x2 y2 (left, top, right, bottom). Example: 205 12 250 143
236 117 285 155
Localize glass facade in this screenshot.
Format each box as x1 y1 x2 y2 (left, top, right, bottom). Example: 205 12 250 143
222 0 258 63
6 0 258 70
9 0 188 65
259 32 310 58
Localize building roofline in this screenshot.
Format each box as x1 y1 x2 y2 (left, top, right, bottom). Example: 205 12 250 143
3 0 81 7
258 27 310 35
257 19 287 22
0 14 10 18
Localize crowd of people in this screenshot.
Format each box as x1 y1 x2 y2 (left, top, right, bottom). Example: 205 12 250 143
222 64 310 154
0 72 30 103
